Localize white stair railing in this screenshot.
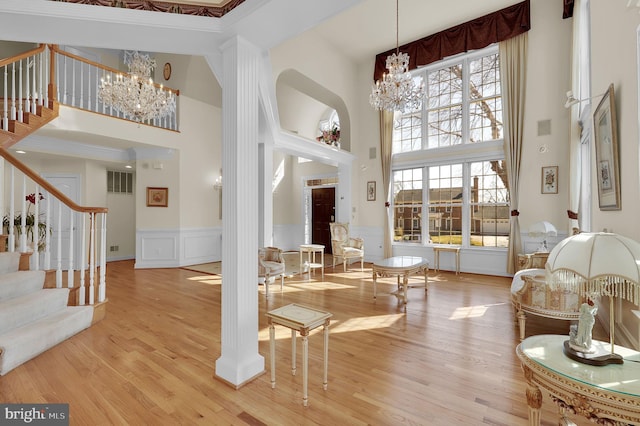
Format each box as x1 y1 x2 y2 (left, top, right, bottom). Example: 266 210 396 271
1 150 108 306
0 44 48 133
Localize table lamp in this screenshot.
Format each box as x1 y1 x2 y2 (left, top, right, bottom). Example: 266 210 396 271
528 221 557 252
546 232 640 365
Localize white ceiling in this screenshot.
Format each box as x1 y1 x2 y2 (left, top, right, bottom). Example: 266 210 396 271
1 0 522 164
312 0 521 63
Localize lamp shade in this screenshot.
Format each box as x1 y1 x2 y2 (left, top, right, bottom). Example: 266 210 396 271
546 232 640 306
528 221 557 237
547 232 640 283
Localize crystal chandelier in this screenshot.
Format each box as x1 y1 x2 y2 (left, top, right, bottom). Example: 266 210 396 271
369 0 424 112
98 51 176 123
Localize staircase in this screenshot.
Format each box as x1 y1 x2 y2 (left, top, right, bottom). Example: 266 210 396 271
0 100 59 148
0 252 95 375
0 45 112 376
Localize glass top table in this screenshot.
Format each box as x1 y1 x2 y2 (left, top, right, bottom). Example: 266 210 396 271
371 256 429 305
516 334 640 425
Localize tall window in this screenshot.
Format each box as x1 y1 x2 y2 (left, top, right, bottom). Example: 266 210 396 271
392 46 508 248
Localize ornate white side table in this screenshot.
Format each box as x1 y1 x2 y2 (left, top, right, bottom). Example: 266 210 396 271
266 303 332 407
371 256 429 304
433 245 461 274
516 334 640 425
299 244 324 280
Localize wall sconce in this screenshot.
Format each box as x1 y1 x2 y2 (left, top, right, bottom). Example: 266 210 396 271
213 174 222 220
214 175 223 190
564 90 604 108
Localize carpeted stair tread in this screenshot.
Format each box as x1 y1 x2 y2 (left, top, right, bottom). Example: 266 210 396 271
0 305 94 375
0 270 46 301
0 288 70 335
0 252 21 274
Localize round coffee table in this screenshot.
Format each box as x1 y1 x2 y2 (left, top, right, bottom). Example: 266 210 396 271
372 256 429 304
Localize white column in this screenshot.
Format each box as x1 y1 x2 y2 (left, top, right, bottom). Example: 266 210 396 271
215 36 264 386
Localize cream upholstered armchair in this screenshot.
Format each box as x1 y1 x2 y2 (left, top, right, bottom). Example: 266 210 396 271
510 268 583 340
258 247 285 298
329 222 364 271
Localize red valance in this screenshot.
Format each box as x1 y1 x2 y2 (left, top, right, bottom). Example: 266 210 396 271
563 0 575 19
373 0 530 81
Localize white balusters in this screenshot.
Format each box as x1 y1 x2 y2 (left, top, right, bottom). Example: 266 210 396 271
56 199 62 287
62 56 67 105
99 213 106 302
8 167 14 251
79 214 86 306
3 64 7 130
44 46 49 108
67 209 74 289
19 175 26 253
44 192 50 270
38 51 43 107
31 54 36 114
79 61 84 109
32 186 39 270
18 59 23 122
88 212 95 305
86 64 91 110
10 62 16 121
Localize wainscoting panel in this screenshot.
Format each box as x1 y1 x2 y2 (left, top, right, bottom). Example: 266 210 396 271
137 231 178 268
136 227 222 269
182 228 222 265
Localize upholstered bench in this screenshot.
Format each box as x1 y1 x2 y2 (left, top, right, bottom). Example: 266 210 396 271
510 268 583 340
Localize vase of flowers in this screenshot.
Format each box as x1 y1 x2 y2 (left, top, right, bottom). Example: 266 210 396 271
2 192 49 252
316 125 340 148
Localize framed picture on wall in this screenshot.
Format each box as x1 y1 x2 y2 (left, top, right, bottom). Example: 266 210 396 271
367 181 376 201
541 166 558 194
146 187 168 207
593 83 621 210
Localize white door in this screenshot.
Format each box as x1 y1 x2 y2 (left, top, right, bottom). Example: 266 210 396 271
40 174 81 270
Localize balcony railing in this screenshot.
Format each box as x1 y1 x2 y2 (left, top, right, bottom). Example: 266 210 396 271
1 44 179 133
50 45 179 131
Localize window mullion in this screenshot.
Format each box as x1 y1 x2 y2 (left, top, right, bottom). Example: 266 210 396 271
421 69 429 151
422 166 429 245
462 57 470 145
462 163 470 247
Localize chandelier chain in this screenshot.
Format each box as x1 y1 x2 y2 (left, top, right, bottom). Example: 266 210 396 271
369 0 424 112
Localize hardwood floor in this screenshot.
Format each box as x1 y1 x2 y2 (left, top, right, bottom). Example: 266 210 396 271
0 260 607 425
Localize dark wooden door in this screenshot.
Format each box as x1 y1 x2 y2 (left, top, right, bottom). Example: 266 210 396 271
311 187 335 254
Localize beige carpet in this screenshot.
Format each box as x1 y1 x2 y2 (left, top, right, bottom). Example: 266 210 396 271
184 252 333 277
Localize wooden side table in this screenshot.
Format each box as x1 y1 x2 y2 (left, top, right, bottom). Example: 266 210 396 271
433 246 461 274
267 303 332 407
516 252 549 272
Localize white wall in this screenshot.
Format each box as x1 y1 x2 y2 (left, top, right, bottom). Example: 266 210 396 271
106 191 135 260
590 0 640 349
